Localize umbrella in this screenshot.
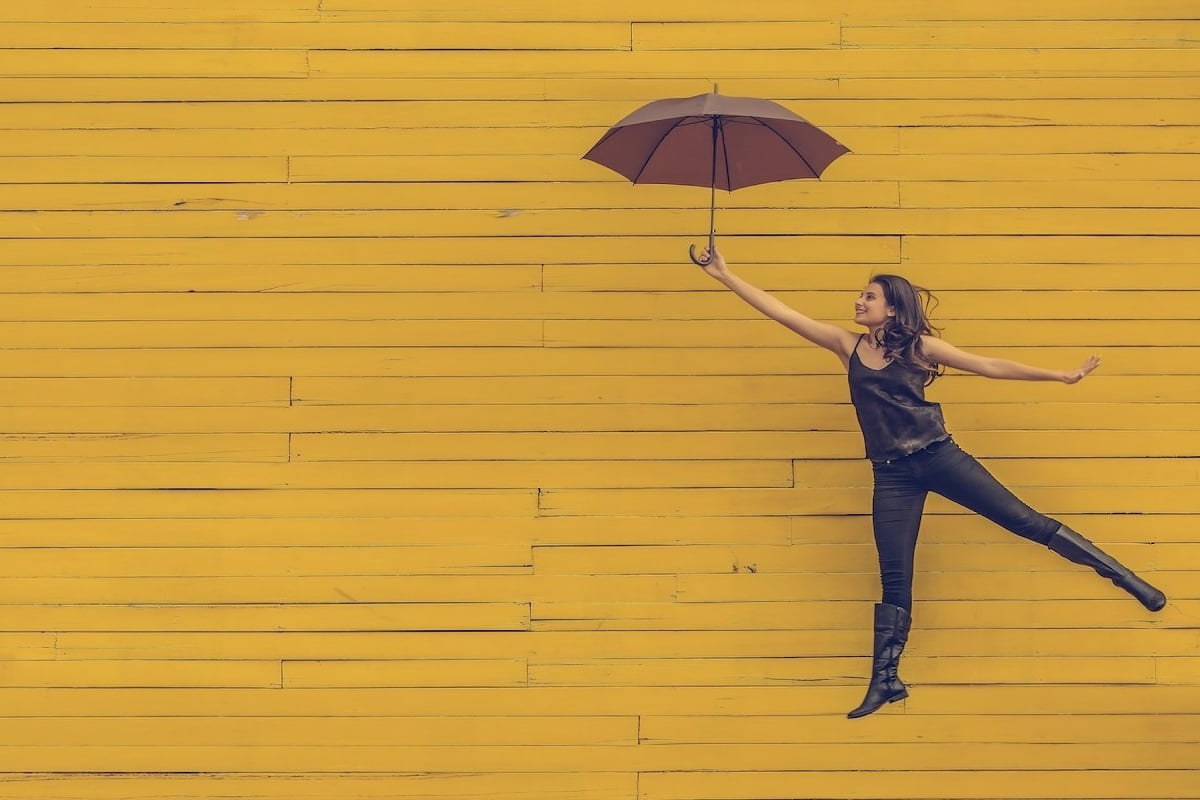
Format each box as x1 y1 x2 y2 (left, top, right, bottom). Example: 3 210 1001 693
583 87 850 265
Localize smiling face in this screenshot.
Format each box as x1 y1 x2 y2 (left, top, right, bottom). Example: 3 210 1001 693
854 282 896 329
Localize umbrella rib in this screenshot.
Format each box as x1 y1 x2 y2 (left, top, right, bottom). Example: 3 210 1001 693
750 117 822 177
718 115 733 191
630 116 701 184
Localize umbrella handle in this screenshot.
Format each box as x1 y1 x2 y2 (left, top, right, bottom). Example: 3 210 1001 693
688 228 716 266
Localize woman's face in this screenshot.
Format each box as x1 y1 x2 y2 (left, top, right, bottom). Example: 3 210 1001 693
854 282 895 328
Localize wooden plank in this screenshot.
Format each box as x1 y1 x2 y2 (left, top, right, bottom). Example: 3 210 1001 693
839 76 1200 99
283 658 528 687
0 180 899 212
906 235 1200 264
0 0 319 22
0 604 530 633
0 76 558 102
0 264 545 292
899 126 1200 154
844 20 1200 49
0 660 279 688
0 235 899 265
1 575 675 606
0 156 286 183
0 773 633 800
0 49 307 77
0 434 287 463
0 22 632 50
902 180 1200 208
640 769 1200 800
0 715 639 746
0 459 796 490
0 320 545 347
0 489 535 518
0 742 1192 773
0 377 288 406
8 207 1200 237
309 48 1200 79
0 545 530 578
632 21 840 50
641 713 1200 743
316 0 1200 22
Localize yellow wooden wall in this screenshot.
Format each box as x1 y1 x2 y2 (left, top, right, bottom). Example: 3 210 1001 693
1 1 1197 798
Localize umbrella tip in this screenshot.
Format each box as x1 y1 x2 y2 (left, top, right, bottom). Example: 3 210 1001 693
713 83 719 94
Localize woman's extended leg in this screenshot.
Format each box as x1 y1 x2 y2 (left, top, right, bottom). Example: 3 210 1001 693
919 441 1166 611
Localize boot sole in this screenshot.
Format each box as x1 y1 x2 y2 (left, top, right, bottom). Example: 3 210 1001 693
846 689 908 719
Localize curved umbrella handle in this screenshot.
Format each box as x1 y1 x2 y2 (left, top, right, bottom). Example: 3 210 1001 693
688 228 717 266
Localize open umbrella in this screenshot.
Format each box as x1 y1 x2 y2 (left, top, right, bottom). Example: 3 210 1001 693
583 88 850 265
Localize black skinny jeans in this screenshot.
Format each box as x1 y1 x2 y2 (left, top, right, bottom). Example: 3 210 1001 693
870 437 1061 613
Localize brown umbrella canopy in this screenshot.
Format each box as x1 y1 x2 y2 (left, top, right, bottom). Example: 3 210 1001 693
583 90 849 263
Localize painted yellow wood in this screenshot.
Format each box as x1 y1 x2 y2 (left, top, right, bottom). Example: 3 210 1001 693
1 604 530 633
0 156 286 183
631 21 841 50
283 658 529 687
902 180 1200 208
0 715 641 746
0 49 307 77
0 773 633 800
309 48 1200 79
642 713 1200 743
0 234 899 265
900 126 1200 154
0 489 536 518
0 660 281 688
0 22 632 49
0 180 900 211
314 0 1200 22
844 20 1200 48
639 769 1200 800
9 207 1200 237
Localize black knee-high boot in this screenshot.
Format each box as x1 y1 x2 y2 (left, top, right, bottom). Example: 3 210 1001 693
1047 525 1166 612
847 602 911 719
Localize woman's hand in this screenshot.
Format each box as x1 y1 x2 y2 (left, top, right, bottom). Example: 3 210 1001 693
1062 355 1101 384
695 245 730 280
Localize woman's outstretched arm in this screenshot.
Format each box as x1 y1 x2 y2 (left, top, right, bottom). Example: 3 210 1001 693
697 246 859 361
921 336 1100 384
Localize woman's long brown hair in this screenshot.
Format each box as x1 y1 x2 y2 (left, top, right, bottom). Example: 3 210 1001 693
868 274 944 385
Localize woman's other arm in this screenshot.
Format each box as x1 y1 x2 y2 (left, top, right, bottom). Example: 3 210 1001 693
921 336 1100 384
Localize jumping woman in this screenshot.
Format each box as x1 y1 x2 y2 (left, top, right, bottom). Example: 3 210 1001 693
695 245 1167 719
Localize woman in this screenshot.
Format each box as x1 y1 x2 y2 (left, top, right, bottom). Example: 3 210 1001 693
695 246 1167 719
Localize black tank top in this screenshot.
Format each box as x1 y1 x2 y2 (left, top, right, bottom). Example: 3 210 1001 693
847 335 949 462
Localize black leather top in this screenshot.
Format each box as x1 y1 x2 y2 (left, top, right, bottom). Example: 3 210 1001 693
847 338 949 463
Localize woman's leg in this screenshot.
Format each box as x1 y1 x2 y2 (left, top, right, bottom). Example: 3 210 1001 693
918 441 1165 611
916 440 1058 545
848 462 926 719
871 461 929 613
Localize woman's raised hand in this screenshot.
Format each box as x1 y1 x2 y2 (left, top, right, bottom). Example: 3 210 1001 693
1062 355 1101 384
695 245 729 279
